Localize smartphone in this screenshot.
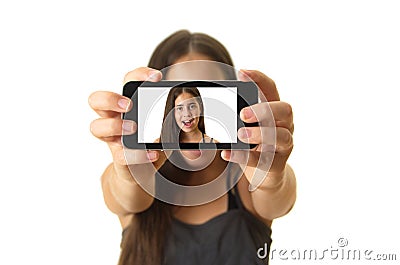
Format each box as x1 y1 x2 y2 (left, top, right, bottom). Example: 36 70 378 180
122 80 258 150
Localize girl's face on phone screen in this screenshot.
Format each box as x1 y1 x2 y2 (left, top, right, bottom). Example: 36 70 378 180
174 93 201 134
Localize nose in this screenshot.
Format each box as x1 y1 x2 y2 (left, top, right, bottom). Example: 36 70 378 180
182 106 193 117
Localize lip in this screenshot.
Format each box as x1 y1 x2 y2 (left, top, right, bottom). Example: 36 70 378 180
182 118 195 128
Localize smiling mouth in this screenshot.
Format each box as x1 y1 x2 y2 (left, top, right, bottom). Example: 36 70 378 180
182 118 195 127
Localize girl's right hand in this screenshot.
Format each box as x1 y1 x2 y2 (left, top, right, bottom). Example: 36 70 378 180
89 67 165 168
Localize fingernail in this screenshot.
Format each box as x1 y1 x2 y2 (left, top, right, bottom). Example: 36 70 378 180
221 150 230 160
242 107 254 120
240 69 252 75
147 151 158 160
118 98 130 110
238 70 250 81
122 120 134 133
148 70 161 81
238 128 251 139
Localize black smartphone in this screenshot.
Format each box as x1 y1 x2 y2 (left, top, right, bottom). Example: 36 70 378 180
122 80 258 150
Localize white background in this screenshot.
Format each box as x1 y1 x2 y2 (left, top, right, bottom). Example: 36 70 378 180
1 1 399 264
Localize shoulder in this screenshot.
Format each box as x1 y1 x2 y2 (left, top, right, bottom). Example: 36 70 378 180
203 134 219 143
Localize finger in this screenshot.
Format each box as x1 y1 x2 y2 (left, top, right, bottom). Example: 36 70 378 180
251 127 293 155
239 70 280 101
237 126 276 145
90 118 137 139
237 126 292 154
269 102 293 132
114 149 160 165
221 150 273 171
237 70 252 82
88 91 132 118
221 149 251 165
257 128 293 174
222 149 274 191
123 67 163 85
226 127 293 166
274 127 293 155
240 101 293 131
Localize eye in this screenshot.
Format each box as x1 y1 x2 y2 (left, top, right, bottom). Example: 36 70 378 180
189 104 197 110
176 106 183 111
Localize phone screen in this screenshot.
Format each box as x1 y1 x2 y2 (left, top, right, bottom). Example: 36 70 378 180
137 86 237 144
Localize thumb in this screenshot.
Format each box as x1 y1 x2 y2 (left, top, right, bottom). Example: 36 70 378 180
239 70 280 102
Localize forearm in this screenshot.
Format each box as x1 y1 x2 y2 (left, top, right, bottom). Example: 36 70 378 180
101 163 154 216
247 164 297 220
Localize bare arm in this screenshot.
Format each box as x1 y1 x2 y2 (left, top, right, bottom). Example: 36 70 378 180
89 67 164 227
101 163 154 217
246 164 296 220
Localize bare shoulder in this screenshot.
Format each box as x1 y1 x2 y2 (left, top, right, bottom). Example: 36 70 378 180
203 134 219 143
236 176 272 227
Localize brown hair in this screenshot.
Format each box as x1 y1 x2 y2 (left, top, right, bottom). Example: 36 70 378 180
148 30 234 71
118 29 234 265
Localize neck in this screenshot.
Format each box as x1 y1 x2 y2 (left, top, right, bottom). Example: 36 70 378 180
170 150 228 186
180 129 202 143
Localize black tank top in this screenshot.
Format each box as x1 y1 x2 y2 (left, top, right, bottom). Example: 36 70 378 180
161 161 272 265
122 163 272 264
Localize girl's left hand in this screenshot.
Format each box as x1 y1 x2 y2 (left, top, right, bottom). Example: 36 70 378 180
221 70 294 185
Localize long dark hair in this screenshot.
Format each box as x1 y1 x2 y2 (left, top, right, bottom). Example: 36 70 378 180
161 86 205 143
119 29 234 265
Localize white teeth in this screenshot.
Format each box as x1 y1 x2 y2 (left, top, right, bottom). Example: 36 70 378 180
182 118 193 124
182 118 194 126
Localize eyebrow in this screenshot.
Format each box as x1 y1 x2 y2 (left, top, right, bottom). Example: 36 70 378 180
176 102 196 107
